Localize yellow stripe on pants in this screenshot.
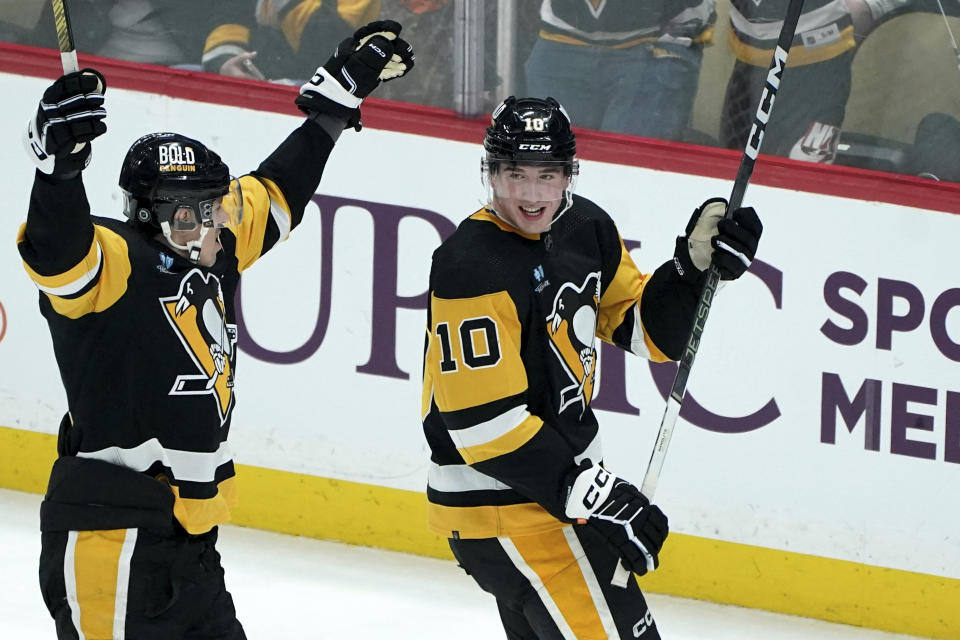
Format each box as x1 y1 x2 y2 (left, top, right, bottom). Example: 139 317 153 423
511 527 609 639
66 529 135 640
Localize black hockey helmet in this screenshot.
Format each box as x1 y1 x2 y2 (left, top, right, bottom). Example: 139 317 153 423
483 96 577 167
482 97 579 221
119 132 241 231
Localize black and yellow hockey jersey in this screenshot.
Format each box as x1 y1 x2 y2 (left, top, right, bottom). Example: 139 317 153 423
202 0 381 76
422 196 701 539
537 0 716 49
729 0 950 67
729 0 862 67
18 119 337 535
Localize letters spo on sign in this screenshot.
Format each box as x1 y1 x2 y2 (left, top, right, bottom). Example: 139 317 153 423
0 298 6 344
821 273 960 463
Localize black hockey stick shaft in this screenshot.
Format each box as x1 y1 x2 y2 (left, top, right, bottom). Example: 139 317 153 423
51 0 79 73
610 0 807 590
640 0 806 499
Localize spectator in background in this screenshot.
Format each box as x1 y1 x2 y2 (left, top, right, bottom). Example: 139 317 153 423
374 0 457 108
3 0 210 67
0 0 47 46
720 0 955 165
523 0 716 142
375 0 524 110
203 0 380 82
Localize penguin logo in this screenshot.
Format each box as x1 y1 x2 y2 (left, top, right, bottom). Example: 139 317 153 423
159 268 237 425
545 271 601 416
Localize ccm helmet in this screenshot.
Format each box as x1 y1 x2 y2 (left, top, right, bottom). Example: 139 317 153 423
119 132 243 262
482 97 579 220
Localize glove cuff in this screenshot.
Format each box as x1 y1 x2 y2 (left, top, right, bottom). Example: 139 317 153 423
295 94 362 130
302 67 363 109
564 462 615 521
673 236 705 285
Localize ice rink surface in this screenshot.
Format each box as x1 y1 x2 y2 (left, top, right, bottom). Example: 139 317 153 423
0 488 922 639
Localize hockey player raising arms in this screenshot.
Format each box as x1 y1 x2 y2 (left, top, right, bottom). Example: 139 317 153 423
421 97 762 638
18 21 412 640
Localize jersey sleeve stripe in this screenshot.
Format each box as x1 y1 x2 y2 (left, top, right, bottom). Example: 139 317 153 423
230 175 293 272
20 231 101 296
455 413 544 465
428 462 512 493
264 179 292 243
447 404 532 448
77 437 234 483
27 226 131 320
574 431 603 467
627 302 671 361
203 24 250 54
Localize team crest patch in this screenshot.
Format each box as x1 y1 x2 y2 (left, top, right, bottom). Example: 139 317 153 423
545 271 601 416
159 268 237 425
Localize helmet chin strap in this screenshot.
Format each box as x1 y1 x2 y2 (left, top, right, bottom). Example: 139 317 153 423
160 221 209 263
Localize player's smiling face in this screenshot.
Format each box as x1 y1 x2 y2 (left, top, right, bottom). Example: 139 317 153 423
491 164 568 235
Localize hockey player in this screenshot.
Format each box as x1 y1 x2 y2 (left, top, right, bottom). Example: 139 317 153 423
524 0 716 141
19 21 413 639
421 96 763 638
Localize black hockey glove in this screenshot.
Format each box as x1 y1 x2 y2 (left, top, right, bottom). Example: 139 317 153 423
564 461 668 576
24 68 107 177
673 197 763 282
295 20 415 131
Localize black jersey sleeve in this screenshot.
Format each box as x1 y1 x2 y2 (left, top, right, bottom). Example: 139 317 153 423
17 172 131 319
423 262 578 520
227 119 336 272
638 259 702 361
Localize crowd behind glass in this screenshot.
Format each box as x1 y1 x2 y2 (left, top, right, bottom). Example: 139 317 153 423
2 0 958 183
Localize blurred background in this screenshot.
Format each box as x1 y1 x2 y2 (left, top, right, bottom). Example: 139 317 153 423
1 0 958 181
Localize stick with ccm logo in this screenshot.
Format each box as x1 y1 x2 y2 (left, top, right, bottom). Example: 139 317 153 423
619 0 808 589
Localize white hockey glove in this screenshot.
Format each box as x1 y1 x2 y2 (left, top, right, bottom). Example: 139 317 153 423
564 461 668 576
24 68 106 177
295 20 415 131
673 198 763 282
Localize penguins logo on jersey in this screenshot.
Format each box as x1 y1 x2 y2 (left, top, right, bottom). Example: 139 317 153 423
545 271 601 417
160 268 237 425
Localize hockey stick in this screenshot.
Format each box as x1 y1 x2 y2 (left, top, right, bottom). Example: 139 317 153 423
50 0 93 154
51 0 79 74
934 0 960 75
611 0 808 589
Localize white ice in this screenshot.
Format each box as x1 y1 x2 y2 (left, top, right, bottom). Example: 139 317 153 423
0 488 921 639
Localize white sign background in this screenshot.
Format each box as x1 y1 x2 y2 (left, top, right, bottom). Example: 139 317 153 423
1 72 957 583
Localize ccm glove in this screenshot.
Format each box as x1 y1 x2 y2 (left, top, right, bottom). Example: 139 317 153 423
673 197 763 282
24 68 106 176
296 20 415 130
564 461 668 576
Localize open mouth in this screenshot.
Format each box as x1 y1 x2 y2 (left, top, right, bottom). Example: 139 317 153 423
519 204 546 218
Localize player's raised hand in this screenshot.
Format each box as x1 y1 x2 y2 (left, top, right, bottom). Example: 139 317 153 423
564 461 669 576
25 68 106 177
674 198 763 282
296 20 415 130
